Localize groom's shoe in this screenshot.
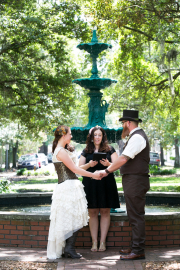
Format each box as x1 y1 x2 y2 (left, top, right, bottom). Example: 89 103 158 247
120 252 145 260
119 248 132 255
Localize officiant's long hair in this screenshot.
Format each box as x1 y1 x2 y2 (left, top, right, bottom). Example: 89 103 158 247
84 126 110 154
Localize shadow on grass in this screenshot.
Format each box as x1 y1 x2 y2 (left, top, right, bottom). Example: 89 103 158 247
149 186 180 192
15 189 54 193
117 186 180 192
12 179 58 184
10 176 180 193
116 176 180 192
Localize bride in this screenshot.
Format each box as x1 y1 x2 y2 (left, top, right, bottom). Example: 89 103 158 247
47 125 101 259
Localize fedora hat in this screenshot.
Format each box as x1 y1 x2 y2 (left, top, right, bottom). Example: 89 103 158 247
119 110 142 123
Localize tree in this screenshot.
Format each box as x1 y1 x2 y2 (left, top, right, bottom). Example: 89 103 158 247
0 0 90 134
0 121 48 168
76 0 180 161
140 112 180 167
82 0 180 118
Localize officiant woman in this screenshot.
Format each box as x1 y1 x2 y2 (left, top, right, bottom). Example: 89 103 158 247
79 126 119 252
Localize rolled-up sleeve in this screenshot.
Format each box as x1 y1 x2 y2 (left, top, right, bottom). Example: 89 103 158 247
122 134 146 159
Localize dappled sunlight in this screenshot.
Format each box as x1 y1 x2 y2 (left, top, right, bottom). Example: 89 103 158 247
145 261 180 269
0 247 180 269
159 250 180 258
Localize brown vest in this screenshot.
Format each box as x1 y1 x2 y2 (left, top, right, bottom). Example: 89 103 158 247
120 129 150 175
54 162 78 184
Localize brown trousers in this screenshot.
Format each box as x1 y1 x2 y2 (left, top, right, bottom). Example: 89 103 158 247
122 174 150 254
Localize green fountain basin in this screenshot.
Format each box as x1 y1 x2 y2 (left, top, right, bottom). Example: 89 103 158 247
71 126 123 144
77 43 112 55
73 77 117 90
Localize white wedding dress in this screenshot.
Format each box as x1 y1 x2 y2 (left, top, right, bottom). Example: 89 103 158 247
47 147 89 259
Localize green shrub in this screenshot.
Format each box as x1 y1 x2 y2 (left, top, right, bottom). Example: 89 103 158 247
159 168 176 175
0 178 11 193
34 171 39 176
36 170 42 176
149 165 160 175
114 170 120 176
27 171 31 176
149 165 176 175
43 170 50 176
17 168 27 176
0 168 5 172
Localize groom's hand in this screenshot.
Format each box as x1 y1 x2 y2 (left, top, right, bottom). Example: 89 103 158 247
95 170 108 178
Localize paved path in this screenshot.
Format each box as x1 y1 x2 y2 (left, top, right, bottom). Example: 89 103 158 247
0 247 180 269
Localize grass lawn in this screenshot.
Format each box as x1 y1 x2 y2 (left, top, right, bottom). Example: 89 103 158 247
10 177 58 193
115 176 180 192
9 174 180 193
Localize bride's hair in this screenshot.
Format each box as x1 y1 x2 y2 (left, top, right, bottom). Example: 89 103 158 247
52 125 74 153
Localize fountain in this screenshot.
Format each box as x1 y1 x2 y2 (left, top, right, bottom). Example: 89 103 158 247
71 30 123 143
72 31 123 213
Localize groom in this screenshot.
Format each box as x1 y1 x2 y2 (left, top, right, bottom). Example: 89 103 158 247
98 110 150 260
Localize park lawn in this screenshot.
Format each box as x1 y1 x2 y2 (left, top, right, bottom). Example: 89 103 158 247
115 176 180 192
9 175 180 193
10 177 58 193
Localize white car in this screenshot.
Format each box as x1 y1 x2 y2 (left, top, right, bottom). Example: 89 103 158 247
37 153 48 167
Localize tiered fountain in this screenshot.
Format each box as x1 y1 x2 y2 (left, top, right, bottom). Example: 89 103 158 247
71 30 123 143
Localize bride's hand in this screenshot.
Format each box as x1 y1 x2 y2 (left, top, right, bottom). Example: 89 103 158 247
95 170 108 178
92 171 102 180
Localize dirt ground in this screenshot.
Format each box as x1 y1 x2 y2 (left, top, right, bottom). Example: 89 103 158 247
0 261 57 270
142 261 180 270
1 261 180 270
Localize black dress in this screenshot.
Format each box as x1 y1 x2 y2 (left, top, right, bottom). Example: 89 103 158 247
81 147 120 209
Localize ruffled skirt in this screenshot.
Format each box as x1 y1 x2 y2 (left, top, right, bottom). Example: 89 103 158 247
47 180 89 259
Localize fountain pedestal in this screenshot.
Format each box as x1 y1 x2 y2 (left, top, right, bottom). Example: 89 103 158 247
87 90 108 128
71 30 122 143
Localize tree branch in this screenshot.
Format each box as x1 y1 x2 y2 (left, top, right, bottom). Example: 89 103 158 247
123 26 177 43
0 79 38 84
6 101 46 108
139 71 180 87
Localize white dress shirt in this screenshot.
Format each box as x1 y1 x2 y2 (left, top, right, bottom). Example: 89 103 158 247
122 127 146 159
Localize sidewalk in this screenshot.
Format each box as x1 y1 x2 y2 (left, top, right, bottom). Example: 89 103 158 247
0 171 16 178
0 247 180 269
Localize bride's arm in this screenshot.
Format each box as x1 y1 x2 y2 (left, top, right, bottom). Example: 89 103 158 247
56 149 100 180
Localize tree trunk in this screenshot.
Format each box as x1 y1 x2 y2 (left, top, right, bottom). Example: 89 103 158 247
38 142 48 155
174 138 180 168
13 147 17 168
0 145 2 168
5 149 9 171
117 140 124 156
160 144 164 166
